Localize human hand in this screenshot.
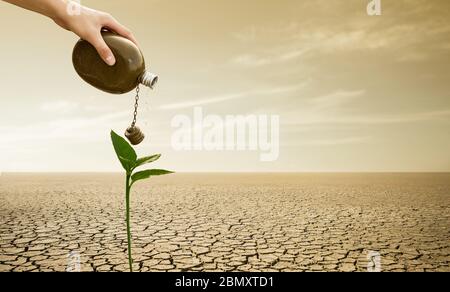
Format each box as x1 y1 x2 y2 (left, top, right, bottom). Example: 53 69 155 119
53 2 138 66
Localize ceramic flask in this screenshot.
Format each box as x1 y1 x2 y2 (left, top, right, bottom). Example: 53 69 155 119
72 31 158 94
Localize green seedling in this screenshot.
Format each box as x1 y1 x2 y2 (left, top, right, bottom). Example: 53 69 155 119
110 130 173 272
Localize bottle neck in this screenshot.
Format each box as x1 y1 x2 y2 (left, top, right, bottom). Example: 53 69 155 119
139 71 159 89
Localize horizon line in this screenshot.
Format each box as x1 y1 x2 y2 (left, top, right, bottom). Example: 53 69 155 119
1 171 449 175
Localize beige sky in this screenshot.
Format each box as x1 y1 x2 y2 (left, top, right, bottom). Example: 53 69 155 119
0 0 449 172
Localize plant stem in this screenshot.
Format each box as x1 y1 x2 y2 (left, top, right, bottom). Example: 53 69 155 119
125 174 133 272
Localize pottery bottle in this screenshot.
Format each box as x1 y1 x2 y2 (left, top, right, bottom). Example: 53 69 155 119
72 31 158 94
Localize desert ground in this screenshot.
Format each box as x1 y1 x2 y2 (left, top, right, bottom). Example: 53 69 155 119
0 173 449 272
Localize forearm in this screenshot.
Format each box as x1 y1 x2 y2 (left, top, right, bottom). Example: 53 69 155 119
3 0 138 65
2 0 69 22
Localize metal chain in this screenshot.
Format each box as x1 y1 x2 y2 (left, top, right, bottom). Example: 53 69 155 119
131 86 140 128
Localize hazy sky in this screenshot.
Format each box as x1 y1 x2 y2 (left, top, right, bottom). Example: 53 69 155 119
0 0 449 172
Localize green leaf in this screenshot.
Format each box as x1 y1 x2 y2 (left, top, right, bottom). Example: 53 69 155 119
111 130 137 172
135 154 161 169
131 169 174 185
118 155 136 170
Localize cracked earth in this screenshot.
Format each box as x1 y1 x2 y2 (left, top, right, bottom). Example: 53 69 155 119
0 173 449 272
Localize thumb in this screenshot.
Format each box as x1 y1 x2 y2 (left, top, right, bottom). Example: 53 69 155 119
89 33 116 66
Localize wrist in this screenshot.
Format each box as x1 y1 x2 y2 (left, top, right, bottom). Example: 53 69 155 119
48 0 75 23
50 0 81 30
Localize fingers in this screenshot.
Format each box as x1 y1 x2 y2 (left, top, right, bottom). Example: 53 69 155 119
88 32 116 66
75 11 138 66
103 14 139 46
